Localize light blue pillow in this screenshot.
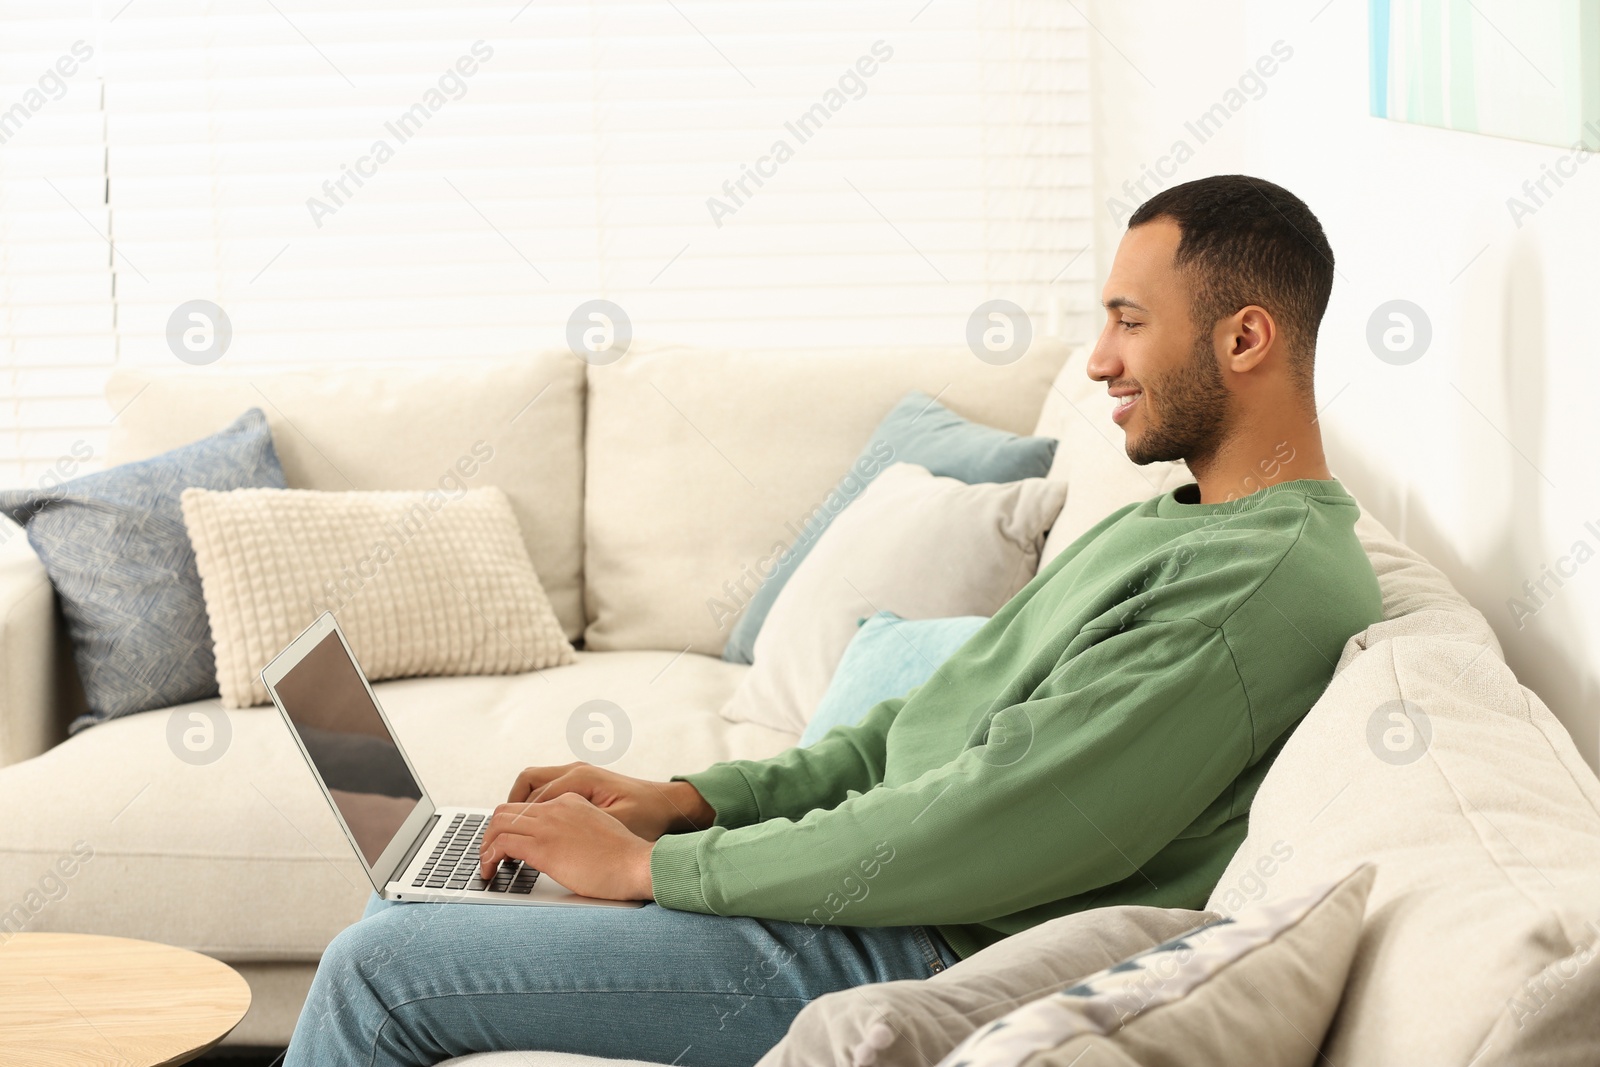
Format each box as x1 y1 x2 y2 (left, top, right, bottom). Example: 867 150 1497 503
723 391 1055 665
0 409 286 730
800 611 990 746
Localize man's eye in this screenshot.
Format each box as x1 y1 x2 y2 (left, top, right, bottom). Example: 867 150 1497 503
1119 319 1140 330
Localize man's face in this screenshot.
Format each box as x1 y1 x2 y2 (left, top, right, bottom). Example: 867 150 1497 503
1087 219 1231 466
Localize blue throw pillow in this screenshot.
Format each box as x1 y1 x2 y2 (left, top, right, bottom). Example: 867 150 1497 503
0 409 286 730
722 391 1055 664
800 611 990 746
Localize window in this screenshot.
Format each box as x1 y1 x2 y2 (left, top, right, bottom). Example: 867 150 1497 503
1 0 1092 483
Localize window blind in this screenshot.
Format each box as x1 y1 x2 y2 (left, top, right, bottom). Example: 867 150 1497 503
0 2 110 485
1 0 1093 484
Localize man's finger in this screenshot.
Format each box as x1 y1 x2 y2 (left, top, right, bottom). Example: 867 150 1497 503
480 803 539 869
490 800 538 821
478 831 540 881
508 763 582 803
530 769 598 805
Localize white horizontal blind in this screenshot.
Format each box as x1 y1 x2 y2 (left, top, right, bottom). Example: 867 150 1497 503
2 0 1093 484
0 2 111 485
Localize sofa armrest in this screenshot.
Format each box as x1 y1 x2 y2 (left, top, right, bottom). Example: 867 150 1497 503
0 524 76 765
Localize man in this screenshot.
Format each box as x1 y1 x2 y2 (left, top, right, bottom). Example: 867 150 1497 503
285 175 1383 1066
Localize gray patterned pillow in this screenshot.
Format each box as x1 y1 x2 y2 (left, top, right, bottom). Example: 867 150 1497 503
936 864 1375 1067
0 409 285 728
759 905 1218 1067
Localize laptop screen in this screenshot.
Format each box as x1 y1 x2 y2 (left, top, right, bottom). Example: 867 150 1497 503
272 630 423 866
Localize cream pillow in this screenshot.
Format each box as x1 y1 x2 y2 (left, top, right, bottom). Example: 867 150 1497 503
938 864 1376 1067
1032 346 1190 566
720 463 1066 734
181 486 573 708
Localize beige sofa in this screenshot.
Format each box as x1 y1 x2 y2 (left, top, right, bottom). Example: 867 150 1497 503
1 342 1596 1066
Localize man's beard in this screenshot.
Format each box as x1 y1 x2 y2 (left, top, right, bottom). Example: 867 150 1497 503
1125 330 1232 469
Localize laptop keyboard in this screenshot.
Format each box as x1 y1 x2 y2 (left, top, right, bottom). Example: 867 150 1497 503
411 812 540 894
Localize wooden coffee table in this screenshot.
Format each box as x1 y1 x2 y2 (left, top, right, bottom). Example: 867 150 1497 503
0 933 252 1066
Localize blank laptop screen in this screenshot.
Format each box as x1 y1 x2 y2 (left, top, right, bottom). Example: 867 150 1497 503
273 631 423 866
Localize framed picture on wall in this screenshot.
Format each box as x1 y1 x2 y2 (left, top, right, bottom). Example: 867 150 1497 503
1370 0 1600 149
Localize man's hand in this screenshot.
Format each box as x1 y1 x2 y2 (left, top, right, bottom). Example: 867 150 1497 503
505 762 715 841
478 794 654 901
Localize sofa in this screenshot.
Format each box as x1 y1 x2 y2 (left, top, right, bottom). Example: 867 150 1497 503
1 340 1597 1066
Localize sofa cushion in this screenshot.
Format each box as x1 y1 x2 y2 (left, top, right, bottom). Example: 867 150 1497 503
582 341 1070 655
104 355 588 641
1032 345 1191 565
181 486 573 708
1471 931 1600 1066
1205 635 1600 1065
1352 509 1501 651
0 651 789 963
721 390 1059 665
0 409 286 728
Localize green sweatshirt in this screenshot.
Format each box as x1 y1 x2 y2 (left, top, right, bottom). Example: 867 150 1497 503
650 478 1383 958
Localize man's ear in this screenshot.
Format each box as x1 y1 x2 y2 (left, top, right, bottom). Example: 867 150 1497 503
1221 305 1275 373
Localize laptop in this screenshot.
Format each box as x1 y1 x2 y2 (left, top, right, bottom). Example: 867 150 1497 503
261 611 644 910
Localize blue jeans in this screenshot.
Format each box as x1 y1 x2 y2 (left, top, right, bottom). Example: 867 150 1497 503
285 893 959 1066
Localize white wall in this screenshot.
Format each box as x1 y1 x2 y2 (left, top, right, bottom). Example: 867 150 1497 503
1089 0 1600 769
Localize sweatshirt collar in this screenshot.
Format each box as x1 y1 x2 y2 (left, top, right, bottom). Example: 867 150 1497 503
1156 477 1350 518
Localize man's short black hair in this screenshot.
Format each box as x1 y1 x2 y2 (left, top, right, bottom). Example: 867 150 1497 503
1127 174 1333 393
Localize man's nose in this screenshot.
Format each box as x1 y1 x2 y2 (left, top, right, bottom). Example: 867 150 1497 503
1086 330 1120 383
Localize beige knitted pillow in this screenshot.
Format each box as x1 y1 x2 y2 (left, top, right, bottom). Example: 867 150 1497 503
180 486 573 708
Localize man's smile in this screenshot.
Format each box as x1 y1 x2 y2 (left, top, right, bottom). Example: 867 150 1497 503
1111 388 1143 425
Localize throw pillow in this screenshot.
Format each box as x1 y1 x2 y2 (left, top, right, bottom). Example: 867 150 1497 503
180 486 574 708
0 409 285 728
936 864 1376 1067
1032 347 1191 567
722 391 1058 665
799 612 989 746
720 463 1065 734
759 905 1218 1067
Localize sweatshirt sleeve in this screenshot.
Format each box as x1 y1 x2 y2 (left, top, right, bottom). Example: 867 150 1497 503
675 695 902 829
650 618 1254 923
